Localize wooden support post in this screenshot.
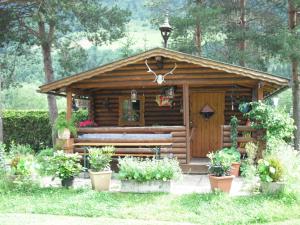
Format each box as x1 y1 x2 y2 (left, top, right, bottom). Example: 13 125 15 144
257 82 264 101
88 96 94 121
183 84 190 163
66 88 72 121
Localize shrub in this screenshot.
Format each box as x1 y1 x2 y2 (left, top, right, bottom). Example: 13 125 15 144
243 102 295 143
47 151 82 180
257 158 284 182
88 146 115 172
118 157 181 182
219 147 241 163
3 110 52 151
207 151 232 177
36 148 55 176
3 110 88 151
9 142 34 156
240 142 258 178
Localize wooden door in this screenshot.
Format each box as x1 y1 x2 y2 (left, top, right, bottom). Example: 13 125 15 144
190 92 225 157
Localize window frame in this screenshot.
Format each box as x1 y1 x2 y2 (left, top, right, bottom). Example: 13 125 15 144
118 96 145 126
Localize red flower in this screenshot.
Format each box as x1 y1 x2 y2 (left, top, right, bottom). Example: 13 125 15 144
79 120 95 127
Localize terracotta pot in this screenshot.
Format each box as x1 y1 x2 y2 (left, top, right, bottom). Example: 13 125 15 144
230 162 241 177
89 170 112 191
61 177 74 188
58 128 71 139
209 175 234 193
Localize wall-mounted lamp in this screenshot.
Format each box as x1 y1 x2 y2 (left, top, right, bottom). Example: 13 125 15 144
131 89 138 102
200 104 214 120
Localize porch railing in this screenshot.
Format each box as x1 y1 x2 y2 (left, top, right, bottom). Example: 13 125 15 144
74 126 187 164
220 125 265 157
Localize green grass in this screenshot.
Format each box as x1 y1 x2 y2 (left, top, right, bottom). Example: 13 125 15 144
1 188 300 225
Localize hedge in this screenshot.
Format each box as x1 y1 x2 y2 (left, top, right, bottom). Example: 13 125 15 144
3 110 88 151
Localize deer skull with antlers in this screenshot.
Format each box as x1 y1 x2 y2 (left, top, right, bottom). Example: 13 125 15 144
145 59 177 85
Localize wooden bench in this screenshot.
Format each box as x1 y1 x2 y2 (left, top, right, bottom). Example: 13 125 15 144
73 142 172 157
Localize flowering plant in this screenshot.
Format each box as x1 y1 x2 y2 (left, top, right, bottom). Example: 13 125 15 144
79 120 97 127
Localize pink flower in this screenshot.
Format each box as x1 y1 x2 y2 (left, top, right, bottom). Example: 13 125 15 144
79 120 95 127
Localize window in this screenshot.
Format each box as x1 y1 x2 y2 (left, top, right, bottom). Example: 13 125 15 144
119 96 145 126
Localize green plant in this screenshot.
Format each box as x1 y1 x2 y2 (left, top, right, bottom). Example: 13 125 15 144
48 151 82 180
3 110 52 151
118 157 181 182
54 115 77 136
244 102 295 143
230 116 238 149
220 147 241 163
240 142 258 178
88 146 115 172
9 142 34 156
257 158 284 183
207 151 232 177
36 148 55 176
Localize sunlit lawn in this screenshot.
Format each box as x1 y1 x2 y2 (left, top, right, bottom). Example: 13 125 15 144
1 188 300 224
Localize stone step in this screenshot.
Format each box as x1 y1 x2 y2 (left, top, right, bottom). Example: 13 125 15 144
180 163 209 174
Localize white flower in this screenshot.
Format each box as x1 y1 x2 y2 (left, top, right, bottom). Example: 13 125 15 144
269 166 276 174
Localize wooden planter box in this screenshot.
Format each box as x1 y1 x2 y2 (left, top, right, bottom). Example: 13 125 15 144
120 180 171 193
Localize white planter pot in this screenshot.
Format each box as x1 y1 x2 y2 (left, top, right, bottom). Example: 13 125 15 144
58 128 71 139
260 182 285 194
88 170 112 191
120 180 171 193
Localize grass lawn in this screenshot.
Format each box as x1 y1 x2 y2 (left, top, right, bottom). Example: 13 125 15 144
0 188 300 225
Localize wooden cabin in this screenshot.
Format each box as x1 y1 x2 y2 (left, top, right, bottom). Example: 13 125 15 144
39 48 289 171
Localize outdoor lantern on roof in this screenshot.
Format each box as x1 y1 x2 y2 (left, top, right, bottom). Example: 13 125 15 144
159 11 172 48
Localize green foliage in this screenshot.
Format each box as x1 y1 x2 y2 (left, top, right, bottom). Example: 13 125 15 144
0 143 6 170
3 111 52 151
257 158 284 183
207 151 232 177
240 142 258 178
47 151 82 180
230 116 238 149
244 102 295 142
220 147 241 163
88 146 115 172
36 148 55 176
54 115 77 136
8 142 34 156
268 143 300 194
118 157 182 182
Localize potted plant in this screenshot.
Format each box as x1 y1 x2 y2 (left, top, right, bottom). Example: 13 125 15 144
88 146 115 191
118 157 181 193
220 147 241 177
257 158 285 194
54 115 77 139
48 151 82 188
207 151 235 193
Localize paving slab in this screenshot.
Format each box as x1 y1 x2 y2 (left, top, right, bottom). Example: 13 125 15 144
40 174 250 196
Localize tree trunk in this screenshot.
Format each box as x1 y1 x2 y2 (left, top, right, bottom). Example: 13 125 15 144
41 42 58 146
194 0 202 56
288 0 300 150
238 0 246 66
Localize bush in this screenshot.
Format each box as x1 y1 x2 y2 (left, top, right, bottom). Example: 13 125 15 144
47 151 82 180
219 147 241 163
257 158 284 183
3 110 52 151
240 142 258 178
88 146 115 172
118 157 182 182
36 148 55 176
3 110 88 151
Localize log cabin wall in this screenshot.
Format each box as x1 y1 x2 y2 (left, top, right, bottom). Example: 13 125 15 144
91 87 184 127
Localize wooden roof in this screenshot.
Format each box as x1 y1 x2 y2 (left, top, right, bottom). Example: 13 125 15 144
39 48 289 95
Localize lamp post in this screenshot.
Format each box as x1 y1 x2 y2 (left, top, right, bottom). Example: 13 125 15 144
159 12 172 48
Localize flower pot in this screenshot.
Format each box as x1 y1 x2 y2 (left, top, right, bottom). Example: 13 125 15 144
209 175 234 193
260 182 285 194
120 180 171 193
58 128 71 139
230 162 241 177
89 170 112 191
61 177 74 188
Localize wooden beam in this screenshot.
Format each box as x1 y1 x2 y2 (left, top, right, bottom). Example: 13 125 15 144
66 88 72 121
183 84 190 163
257 82 264 100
